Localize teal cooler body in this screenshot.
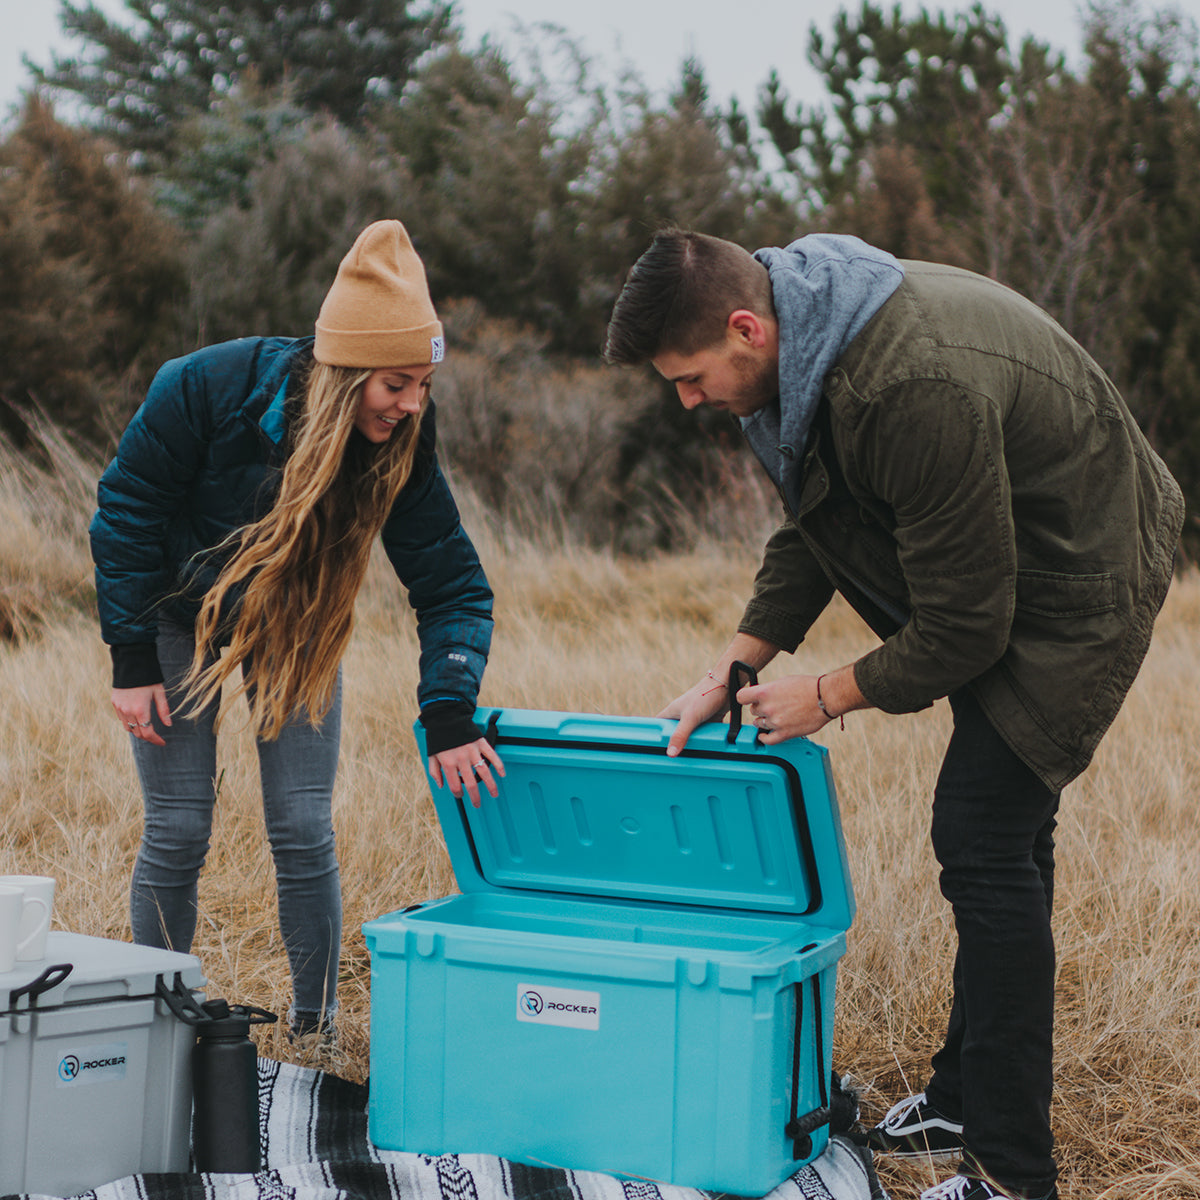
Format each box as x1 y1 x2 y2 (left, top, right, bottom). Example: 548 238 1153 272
364 709 855 1194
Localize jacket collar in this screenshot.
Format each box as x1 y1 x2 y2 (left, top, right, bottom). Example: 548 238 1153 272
260 378 290 446
251 336 315 448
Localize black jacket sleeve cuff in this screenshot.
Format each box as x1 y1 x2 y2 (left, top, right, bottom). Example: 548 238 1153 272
419 700 483 756
110 643 165 689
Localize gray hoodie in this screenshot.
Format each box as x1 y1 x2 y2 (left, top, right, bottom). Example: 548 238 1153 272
741 234 904 514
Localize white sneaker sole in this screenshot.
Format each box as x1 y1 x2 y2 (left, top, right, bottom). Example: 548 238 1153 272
878 1144 963 1162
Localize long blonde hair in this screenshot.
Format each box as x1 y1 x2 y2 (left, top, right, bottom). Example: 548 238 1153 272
184 359 426 739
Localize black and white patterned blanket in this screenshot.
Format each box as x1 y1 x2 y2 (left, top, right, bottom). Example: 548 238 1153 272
14 1059 886 1200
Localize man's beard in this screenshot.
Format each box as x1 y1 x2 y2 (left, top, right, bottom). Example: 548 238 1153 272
727 347 777 415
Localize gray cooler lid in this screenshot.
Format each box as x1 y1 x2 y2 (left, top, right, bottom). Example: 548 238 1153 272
1 932 205 1014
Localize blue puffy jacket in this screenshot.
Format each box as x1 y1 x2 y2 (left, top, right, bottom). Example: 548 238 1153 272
89 336 493 715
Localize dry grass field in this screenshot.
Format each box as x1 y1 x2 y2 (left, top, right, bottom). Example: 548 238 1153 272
2 434 1198 1199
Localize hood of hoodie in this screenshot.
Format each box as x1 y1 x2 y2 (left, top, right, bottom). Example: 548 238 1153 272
741 234 904 512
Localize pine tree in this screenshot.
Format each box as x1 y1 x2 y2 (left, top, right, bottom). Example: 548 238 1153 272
27 0 453 163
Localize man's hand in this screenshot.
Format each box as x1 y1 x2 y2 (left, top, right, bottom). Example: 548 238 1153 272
112 684 171 746
429 738 506 808
736 663 867 744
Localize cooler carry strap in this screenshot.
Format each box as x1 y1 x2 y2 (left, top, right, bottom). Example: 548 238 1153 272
785 972 830 1159
725 660 760 744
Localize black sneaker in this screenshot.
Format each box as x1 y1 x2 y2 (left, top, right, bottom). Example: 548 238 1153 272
287 1012 340 1071
867 1091 964 1160
920 1176 1058 1200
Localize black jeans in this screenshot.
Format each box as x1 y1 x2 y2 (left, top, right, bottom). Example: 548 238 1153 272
923 689 1060 1198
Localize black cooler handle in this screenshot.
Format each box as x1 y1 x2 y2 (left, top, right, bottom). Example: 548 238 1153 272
484 710 501 746
8 962 73 1008
155 973 277 1028
725 660 759 744
784 973 831 1159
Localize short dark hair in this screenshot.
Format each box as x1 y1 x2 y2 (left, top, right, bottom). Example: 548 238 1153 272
603 229 774 366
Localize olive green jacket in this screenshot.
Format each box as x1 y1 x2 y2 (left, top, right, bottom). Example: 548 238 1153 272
739 261 1184 790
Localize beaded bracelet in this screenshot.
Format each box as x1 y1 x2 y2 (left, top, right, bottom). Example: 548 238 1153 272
815 674 845 730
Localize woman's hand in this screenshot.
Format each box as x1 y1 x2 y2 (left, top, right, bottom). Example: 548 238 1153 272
429 737 506 808
112 684 172 747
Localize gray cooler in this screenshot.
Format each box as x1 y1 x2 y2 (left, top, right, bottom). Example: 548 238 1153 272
0 931 204 1195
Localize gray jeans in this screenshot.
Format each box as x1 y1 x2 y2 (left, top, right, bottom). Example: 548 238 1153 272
129 620 342 1026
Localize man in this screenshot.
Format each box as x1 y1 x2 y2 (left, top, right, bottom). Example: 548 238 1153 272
603 230 1183 1200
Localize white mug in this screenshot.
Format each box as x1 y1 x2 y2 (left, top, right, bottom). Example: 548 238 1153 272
0 874 55 962
0 885 48 973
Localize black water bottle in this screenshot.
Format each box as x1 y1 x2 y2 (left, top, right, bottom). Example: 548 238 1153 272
191 999 271 1172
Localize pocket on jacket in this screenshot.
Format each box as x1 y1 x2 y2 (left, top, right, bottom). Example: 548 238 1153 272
1014 569 1118 618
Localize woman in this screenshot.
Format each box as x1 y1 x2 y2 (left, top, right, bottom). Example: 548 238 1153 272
90 220 504 1050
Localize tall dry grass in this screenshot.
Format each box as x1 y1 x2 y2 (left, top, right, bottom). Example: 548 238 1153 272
1 435 1198 1200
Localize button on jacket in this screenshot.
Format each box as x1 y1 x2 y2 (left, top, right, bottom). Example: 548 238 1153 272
739 262 1184 790
90 336 493 710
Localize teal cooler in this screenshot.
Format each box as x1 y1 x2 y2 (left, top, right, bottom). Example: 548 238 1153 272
364 706 855 1194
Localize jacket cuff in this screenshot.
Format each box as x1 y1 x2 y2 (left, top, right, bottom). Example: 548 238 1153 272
419 700 483 756
852 651 933 715
738 601 805 654
110 643 164 689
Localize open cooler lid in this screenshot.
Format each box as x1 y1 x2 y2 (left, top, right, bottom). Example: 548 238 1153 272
1 932 205 1014
419 706 854 928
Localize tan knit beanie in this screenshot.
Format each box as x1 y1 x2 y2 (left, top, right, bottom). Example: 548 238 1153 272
314 220 445 367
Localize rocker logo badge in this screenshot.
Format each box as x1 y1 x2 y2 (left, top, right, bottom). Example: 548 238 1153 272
57 1042 129 1087
516 982 600 1030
